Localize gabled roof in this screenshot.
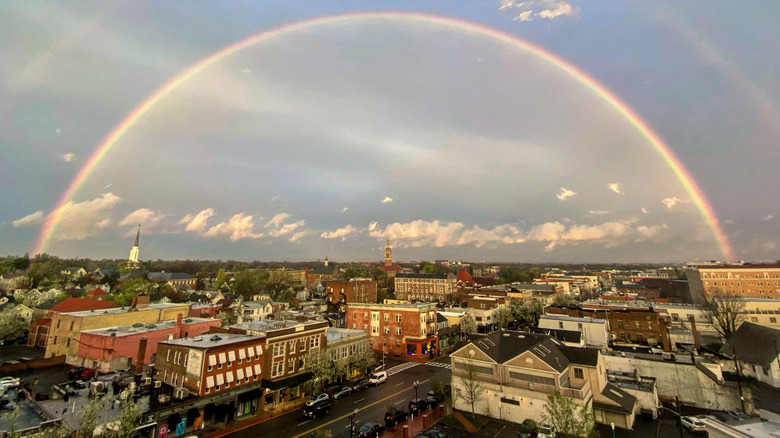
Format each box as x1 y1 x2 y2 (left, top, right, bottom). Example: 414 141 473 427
721 322 780 367
595 382 637 414
119 270 146 280
308 266 337 275
379 265 403 271
88 287 108 296
51 297 118 313
532 327 582 344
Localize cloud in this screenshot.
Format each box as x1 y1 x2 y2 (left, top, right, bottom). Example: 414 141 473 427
368 221 378 231
269 220 305 238
204 213 264 241
59 153 76 162
498 0 580 22
662 197 689 210
54 128 61 135
96 218 110 228
607 183 624 194
587 210 609 217
641 207 649 214
556 187 577 201
181 208 215 233
342 207 349 212
271 195 282 202
514 10 534 21
118 208 166 235
266 213 292 228
455 224 525 247
242 67 251 74
536 1 577 20
381 197 393 204
764 214 774 221
289 231 307 242
321 225 357 240
52 192 121 240
526 219 639 250
763 242 776 253
370 220 465 247
636 224 669 241
13 210 45 227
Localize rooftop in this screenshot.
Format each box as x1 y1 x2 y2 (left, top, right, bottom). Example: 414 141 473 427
58 302 187 317
232 319 325 332
540 314 606 324
326 328 367 342
82 317 215 337
161 333 263 349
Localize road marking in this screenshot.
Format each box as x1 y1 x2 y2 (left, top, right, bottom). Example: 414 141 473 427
395 382 405 387
292 379 431 438
297 420 311 427
353 398 365 404
494 425 506 437
395 398 406 405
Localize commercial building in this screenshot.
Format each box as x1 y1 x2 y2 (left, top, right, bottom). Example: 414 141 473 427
538 314 609 349
324 279 377 308
686 264 780 304
394 273 458 303
325 328 371 382
346 302 438 360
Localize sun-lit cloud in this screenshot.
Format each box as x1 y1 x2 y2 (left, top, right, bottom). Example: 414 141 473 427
381 197 393 204
266 213 292 228
499 0 580 22
641 207 649 214
289 230 307 242
181 208 215 233
587 210 609 217
556 188 577 201
370 220 465 247
269 220 305 238
118 208 166 235
59 153 76 162
342 207 349 212
662 197 689 210
52 192 121 241
12 211 45 227
368 221 378 231
96 218 110 228
204 213 264 241
321 225 357 240
764 214 774 221
763 242 777 253
636 224 669 241
607 183 624 194
514 11 534 21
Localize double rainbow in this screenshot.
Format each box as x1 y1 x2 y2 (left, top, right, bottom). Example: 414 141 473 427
33 11 734 260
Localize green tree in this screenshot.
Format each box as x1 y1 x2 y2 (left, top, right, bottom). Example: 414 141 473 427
26 259 60 288
493 308 513 329
543 393 596 438
455 358 484 419
552 294 580 307
0 306 28 342
430 378 450 406
510 300 543 326
308 349 338 392
75 396 104 438
103 393 141 438
12 254 30 271
214 268 227 290
232 269 263 299
376 288 389 304
3 404 20 438
340 265 371 280
422 264 435 274
218 311 238 328
350 344 377 377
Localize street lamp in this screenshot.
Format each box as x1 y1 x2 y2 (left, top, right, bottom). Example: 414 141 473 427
382 339 386 370
349 408 358 437
610 422 615 438
412 380 420 434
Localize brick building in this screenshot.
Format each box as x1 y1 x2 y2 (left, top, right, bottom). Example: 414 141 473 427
306 258 340 287
394 273 458 303
346 302 438 360
325 279 377 309
545 304 672 351
686 264 780 304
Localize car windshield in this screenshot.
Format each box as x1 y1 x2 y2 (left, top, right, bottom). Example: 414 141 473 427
359 424 374 432
539 426 552 433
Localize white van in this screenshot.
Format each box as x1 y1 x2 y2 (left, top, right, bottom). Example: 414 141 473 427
368 371 387 385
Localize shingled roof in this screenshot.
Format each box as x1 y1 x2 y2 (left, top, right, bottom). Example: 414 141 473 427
465 330 599 371
721 322 780 367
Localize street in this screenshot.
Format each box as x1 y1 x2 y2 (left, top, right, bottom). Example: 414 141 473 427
225 359 452 438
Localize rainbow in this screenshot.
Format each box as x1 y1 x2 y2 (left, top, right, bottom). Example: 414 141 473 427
33 11 734 260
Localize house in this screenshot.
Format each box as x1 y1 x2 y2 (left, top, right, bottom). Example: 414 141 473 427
306 258 340 287
325 328 371 382
721 322 780 388
450 331 636 429
242 299 274 322
61 267 87 278
86 287 109 300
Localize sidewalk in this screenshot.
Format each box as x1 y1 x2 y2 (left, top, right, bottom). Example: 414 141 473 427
203 400 307 438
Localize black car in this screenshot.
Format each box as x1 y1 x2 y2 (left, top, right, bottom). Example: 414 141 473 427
408 398 430 415
302 400 331 419
352 379 370 392
517 419 536 438
384 409 408 427
415 429 447 438
359 422 385 438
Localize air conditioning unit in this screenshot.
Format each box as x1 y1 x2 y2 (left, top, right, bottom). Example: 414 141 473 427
154 381 162 388
173 387 189 399
142 377 152 385
158 394 170 404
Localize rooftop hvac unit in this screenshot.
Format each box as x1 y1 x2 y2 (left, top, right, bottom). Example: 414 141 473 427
154 380 162 388
173 387 188 399
142 377 152 385
158 394 170 404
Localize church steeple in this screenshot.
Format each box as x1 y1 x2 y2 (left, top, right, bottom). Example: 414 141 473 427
384 239 393 267
128 224 141 267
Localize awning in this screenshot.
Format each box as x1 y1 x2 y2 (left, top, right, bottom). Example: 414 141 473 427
237 368 245 380
216 374 224 386
208 355 217 367
247 347 255 357
226 372 234 383
262 372 313 391
238 349 246 360
245 366 253 377
228 351 236 362
218 353 227 364
206 376 215 388
254 364 261 376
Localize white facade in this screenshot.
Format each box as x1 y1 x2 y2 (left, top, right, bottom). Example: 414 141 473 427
538 314 609 348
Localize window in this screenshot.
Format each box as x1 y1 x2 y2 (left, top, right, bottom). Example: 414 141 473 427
559 322 564 329
272 361 284 377
395 327 402 335
618 321 624 329
384 326 390 334
635 321 640 329
384 313 390 321
167 350 171 361
771 317 777 323
288 358 295 372
751 317 759 322
353 312 357 320
574 368 584 379
372 326 378 334
508 371 554 386
66 338 70 347
299 357 305 370
273 344 283 357
648 323 653 331
300 342 305 351
395 314 401 323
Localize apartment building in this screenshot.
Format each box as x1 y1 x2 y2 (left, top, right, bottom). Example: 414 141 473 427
686 264 780 304
325 279 377 307
325 328 371 381
394 273 458 303
450 331 636 429
538 314 609 348
346 302 438 360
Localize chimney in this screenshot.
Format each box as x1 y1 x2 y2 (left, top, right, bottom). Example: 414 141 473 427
689 315 700 351
135 337 148 374
131 294 150 310
177 313 183 326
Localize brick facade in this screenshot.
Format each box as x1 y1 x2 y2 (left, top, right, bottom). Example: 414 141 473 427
394 273 458 303
345 302 438 359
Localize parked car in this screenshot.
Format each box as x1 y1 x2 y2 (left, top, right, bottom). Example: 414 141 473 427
368 371 387 385
302 400 331 419
709 412 732 422
80 368 99 379
408 398 430 415
305 393 330 406
352 379 370 392
384 409 408 427
0 378 20 389
425 390 443 405
415 429 447 438
517 419 536 438
680 416 706 432
537 422 555 438
333 386 353 400
728 410 750 420
359 422 385 438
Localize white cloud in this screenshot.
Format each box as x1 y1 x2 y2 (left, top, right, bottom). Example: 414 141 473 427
381 197 393 204
96 218 110 228
514 10 534 21
556 187 577 201
242 67 252 74
59 153 76 162
536 1 577 20
662 197 688 210
370 220 465 247
52 192 121 241
204 213 264 241
368 221 378 231
321 225 357 240
635 224 668 241
455 224 525 247
587 210 609 217
269 220 305 238
181 208 215 233
641 207 649 214
342 207 349 212
118 208 166 235
289 231 307 242
498 0 580 22
266 213 292 228
13 210 45 227
607 183 624 194
54 128 61 135
764 214 774 221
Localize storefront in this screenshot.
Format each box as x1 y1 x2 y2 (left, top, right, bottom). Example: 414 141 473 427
261 372 313 410
405 336 438 359
237 389 262 417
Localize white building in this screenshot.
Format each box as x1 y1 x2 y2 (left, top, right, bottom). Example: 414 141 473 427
538 314 609 348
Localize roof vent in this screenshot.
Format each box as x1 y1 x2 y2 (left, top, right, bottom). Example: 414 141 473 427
210 335 222 342
503 333 511 337
518 335 525 339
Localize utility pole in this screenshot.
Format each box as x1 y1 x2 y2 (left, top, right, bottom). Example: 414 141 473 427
732 346 747 412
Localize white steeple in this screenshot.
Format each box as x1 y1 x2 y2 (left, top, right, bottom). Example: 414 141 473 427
128 224 141 265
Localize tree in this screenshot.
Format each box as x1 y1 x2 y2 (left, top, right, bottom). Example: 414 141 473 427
350 344 377 377
308 349 337 392
543 393 596 438
460 314 476 339
704 291 746 341
214 268 227 290
422 264 435 274
340 265 371 280
75 396 104 438
430 378 450 406
552 294 580 307
493 308 513 329
218 311 238 328
103 392 141 438
510 300 543 326
0 306 28 342
455 358 484 419
3 404 20 438
232 269 263 299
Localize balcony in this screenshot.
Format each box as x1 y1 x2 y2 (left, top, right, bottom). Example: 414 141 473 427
506 377 591 399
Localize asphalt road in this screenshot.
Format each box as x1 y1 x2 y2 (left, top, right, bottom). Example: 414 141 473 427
226 360 452 438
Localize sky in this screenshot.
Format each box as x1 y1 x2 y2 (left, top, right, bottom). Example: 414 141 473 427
1 1 779 264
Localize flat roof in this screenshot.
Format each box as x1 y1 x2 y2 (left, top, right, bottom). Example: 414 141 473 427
82 317 216 337
326 328 366 341
540 314 606 324
232 319 324 332
161 333 263 349
59 303 187 317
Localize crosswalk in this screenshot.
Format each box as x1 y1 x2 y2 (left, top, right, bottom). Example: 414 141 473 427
386 362 419 376
425 361 451 369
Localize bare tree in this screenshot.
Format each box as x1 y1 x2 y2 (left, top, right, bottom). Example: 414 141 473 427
455 358 484 419
703 291 746 341
460 314 476 339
